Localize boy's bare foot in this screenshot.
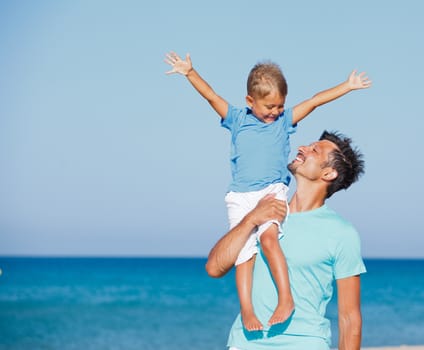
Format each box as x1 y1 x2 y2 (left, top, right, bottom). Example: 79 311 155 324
267 300 294 326
241 309 263 331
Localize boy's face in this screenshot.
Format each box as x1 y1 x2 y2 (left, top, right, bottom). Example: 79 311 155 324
246 90 285 124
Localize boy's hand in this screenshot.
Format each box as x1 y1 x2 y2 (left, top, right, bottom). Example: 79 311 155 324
165 52 193 76
347 70 372 90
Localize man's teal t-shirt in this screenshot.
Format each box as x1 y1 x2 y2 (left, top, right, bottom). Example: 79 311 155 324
221 105 297 193
227 205 366 350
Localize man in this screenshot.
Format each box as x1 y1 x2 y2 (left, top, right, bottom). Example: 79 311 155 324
206 131 366 350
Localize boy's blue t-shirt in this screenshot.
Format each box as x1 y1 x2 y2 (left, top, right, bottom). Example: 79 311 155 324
227 205 367 350
221 105 297 193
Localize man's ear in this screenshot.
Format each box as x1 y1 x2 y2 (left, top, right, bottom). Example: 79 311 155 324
245 95 254 108
322 168 338 182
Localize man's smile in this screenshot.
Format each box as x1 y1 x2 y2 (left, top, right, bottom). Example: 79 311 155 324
294 150 305 163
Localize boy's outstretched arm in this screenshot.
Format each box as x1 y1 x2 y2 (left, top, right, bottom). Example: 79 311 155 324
165 52 228 119
292 70 372 124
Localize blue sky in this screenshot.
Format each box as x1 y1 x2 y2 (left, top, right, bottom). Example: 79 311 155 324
0 0 422 258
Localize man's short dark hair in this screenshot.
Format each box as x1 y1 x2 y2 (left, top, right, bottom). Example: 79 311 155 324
320 130 365 198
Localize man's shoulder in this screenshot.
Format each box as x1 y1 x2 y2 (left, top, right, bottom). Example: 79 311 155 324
316 206 358 234
320 205 352 222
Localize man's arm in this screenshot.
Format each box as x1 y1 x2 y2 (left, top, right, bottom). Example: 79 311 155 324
292 70 372 124
205 194 287 278
165 52 228 118
336 275 362 350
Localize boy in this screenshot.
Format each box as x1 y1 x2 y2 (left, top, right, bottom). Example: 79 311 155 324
165 52 371 331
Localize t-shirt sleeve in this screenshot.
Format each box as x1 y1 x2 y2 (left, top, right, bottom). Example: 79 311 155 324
283 108 298 135
333 226 367 280
221 104 239 132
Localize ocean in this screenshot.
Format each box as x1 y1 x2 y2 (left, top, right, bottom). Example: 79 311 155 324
0 257 423 349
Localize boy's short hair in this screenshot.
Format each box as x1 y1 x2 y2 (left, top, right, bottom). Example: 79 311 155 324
247 61 288 99
320 130 365 198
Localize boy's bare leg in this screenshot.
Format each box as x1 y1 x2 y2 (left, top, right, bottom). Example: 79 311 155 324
260 224 294 326
236 256 263 331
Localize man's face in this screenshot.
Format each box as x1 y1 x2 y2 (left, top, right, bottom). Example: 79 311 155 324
288 140 338 180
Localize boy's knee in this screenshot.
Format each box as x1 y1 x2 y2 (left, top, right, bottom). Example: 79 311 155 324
260 225 279 250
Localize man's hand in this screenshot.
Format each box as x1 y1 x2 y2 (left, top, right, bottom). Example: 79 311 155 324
205 194 287 278
247 194 287 227
165 52 193 76
347 70 372 90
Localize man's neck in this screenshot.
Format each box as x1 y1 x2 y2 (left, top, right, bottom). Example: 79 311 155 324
289 183 326 214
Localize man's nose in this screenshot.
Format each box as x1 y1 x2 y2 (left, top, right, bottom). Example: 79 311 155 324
298 145 311 155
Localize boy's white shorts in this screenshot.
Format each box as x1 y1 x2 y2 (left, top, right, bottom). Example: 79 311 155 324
224 182 288 266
